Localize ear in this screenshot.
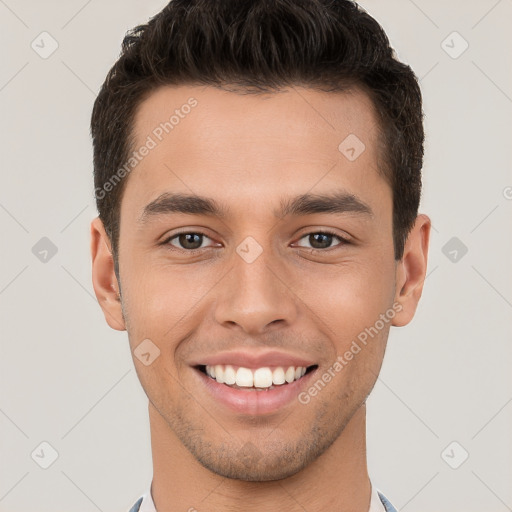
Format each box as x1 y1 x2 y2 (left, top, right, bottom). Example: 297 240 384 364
392 214 431 327
90 217 126 331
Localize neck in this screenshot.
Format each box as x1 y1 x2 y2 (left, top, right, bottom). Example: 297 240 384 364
149 402 371 512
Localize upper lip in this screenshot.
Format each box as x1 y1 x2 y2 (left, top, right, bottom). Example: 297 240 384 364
191 350 317 369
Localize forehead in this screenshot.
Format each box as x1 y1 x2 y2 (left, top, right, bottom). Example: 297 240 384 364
124 84 387 216
133 84 380 153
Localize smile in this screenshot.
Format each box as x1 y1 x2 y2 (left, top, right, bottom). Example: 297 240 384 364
194 362 318 415
199 364 315 390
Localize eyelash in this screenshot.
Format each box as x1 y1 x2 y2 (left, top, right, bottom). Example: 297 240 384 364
161 229 350 252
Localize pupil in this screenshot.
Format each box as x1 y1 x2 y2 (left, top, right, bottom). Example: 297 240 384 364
180 233 202 249
310 233 332 249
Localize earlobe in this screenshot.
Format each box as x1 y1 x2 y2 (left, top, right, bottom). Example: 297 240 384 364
392 214 431 327
90 217 126 331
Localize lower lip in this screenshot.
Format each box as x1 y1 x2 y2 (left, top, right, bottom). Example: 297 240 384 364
194 367 317 415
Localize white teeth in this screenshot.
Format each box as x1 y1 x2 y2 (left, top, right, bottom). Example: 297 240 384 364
214 364 224 384
253 367 273 388
223 365 236 385
204 364 310 388
272 367 286 385
236 367 254 387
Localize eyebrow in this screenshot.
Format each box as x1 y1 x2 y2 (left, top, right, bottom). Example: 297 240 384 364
138 191 373 223
277 192 373 218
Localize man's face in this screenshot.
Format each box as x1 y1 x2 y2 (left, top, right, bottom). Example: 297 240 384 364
108 85 402 480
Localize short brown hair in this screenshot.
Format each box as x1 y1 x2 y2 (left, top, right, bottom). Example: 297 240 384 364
91 0 424 261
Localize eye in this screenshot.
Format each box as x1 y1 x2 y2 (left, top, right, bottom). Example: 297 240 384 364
162 230 348 252
166 232 214 250
295 231 349 250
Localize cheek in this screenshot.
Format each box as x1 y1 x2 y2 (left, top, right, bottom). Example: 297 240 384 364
120 262 218 348
120 238 396 354
293 258 396 340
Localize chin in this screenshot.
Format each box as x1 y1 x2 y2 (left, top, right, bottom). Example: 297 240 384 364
198 452 309 482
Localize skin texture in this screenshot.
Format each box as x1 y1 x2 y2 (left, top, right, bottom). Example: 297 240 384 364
91 85 430 512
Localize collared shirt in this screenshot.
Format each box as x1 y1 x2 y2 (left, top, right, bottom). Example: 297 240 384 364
129 481 398 512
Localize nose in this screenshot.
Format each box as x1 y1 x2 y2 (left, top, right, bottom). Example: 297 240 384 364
213 244 298 335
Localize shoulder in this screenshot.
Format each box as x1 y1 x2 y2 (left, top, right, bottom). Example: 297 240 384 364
128 496 143 512
378 490 399 512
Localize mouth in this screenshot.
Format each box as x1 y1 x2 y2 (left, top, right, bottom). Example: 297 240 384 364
189 349 320 415
192 362 319 415
195 364 318 391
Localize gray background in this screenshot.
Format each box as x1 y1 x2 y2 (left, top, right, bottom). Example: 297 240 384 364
1 1 511 511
